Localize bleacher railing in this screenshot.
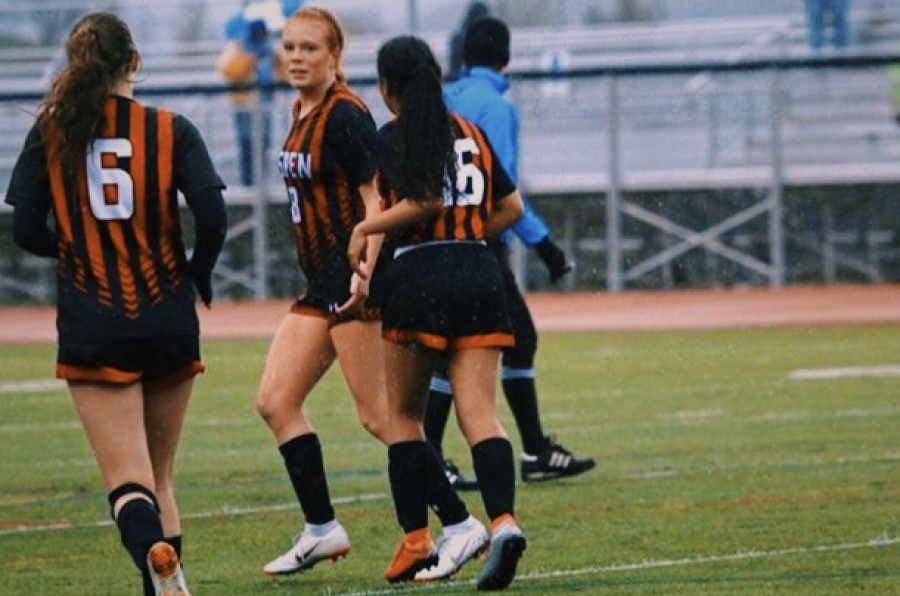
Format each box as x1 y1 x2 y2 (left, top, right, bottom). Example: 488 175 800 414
2 52 900 302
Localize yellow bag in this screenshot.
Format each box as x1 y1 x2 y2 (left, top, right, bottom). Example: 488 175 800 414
217 41 258 105
217 41 257 83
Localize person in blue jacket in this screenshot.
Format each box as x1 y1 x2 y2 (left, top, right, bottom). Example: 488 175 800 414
423 14 595 494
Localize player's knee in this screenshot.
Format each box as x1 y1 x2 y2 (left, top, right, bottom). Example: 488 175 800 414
356 407 389 443
254 389 284 427
107 482 159 520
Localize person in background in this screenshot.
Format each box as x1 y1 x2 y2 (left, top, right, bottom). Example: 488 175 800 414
803 0 850 52
446 1 490 82
348 34 527 590
5 12 227 596
429 15 594 492
254 7 476 580
218 0 301 186
889 40 900 125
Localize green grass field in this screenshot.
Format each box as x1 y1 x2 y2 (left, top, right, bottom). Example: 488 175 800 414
2 326 899 595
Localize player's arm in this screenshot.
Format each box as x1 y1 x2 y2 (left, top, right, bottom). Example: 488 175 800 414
347 196 442 278
176 116 228 306
337 178 384 315
489 189 524 239
7 124 57 258
185 186 227 308
12 199 56 258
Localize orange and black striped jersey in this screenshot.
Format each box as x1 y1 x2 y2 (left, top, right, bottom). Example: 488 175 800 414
277 83 379 278
5 95 224 341
377 113 515 248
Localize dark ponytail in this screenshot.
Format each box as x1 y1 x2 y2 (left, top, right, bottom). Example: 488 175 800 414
38 12 136 181
377 36 457 201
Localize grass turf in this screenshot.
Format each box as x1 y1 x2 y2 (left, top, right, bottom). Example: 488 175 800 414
1 326 899 594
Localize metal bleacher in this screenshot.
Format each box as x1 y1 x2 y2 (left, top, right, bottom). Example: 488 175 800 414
2 8 900 301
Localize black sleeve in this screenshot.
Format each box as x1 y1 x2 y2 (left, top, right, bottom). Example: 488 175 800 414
6 122 57 258
482 132 516 200
329 101 379 188
173 115 226 196
184 186 227 306
376 121 402 205
13 199 57 258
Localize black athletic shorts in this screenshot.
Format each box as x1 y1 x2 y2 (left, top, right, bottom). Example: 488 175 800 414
291 251 380 325
56 334 204 392
380 242 515 351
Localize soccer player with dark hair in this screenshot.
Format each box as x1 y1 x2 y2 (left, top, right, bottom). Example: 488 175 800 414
348 34 527 590
6 12 227 596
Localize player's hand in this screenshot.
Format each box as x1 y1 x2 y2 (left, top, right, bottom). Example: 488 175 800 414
336 272 368 316
347 225 369 279
188 262 213 308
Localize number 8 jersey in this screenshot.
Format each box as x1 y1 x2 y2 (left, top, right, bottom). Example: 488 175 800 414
277 83 379 279
6 95 224 339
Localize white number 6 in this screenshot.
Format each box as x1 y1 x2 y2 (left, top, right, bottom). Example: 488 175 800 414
86 138 134 221
449 137 485 207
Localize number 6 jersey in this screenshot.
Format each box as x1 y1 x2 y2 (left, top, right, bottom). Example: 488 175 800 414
5 95 224 340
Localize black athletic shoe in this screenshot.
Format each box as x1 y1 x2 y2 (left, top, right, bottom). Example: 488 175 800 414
443 459 479 491
520 440 596 482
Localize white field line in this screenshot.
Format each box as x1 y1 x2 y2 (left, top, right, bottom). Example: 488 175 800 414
2 493 897 593
789 364 900 380
0 379 66 393
0 417 262 433
310 535 900 596
0 493 387 537
6 403 899 437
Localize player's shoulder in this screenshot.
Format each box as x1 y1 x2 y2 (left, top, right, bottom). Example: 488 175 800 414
329 84 370 113
449 113 489 142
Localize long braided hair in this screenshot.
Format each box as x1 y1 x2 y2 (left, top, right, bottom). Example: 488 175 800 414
376 35 457 202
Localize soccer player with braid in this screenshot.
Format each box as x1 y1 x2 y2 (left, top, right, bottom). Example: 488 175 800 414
5 12 227 596
254 7 477 579
348 35 527 590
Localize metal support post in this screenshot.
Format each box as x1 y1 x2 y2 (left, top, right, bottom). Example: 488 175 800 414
251 102 269 299
606 76 623 291
767 67 786 287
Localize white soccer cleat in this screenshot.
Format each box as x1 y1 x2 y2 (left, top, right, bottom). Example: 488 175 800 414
147 541 191 596
414 515 489 582
263 523 351 576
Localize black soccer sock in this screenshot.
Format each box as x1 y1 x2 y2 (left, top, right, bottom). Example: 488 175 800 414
388 441 431 533
502 375 551 455
471 437 517 521
423 378 454 458
113 494 164 571
279 433 336 525
114 496 164 596
424 440 470 527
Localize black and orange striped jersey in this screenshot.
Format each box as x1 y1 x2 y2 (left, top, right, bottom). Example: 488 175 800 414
5 95 224 341
277 83 379 278
377 113 515 248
